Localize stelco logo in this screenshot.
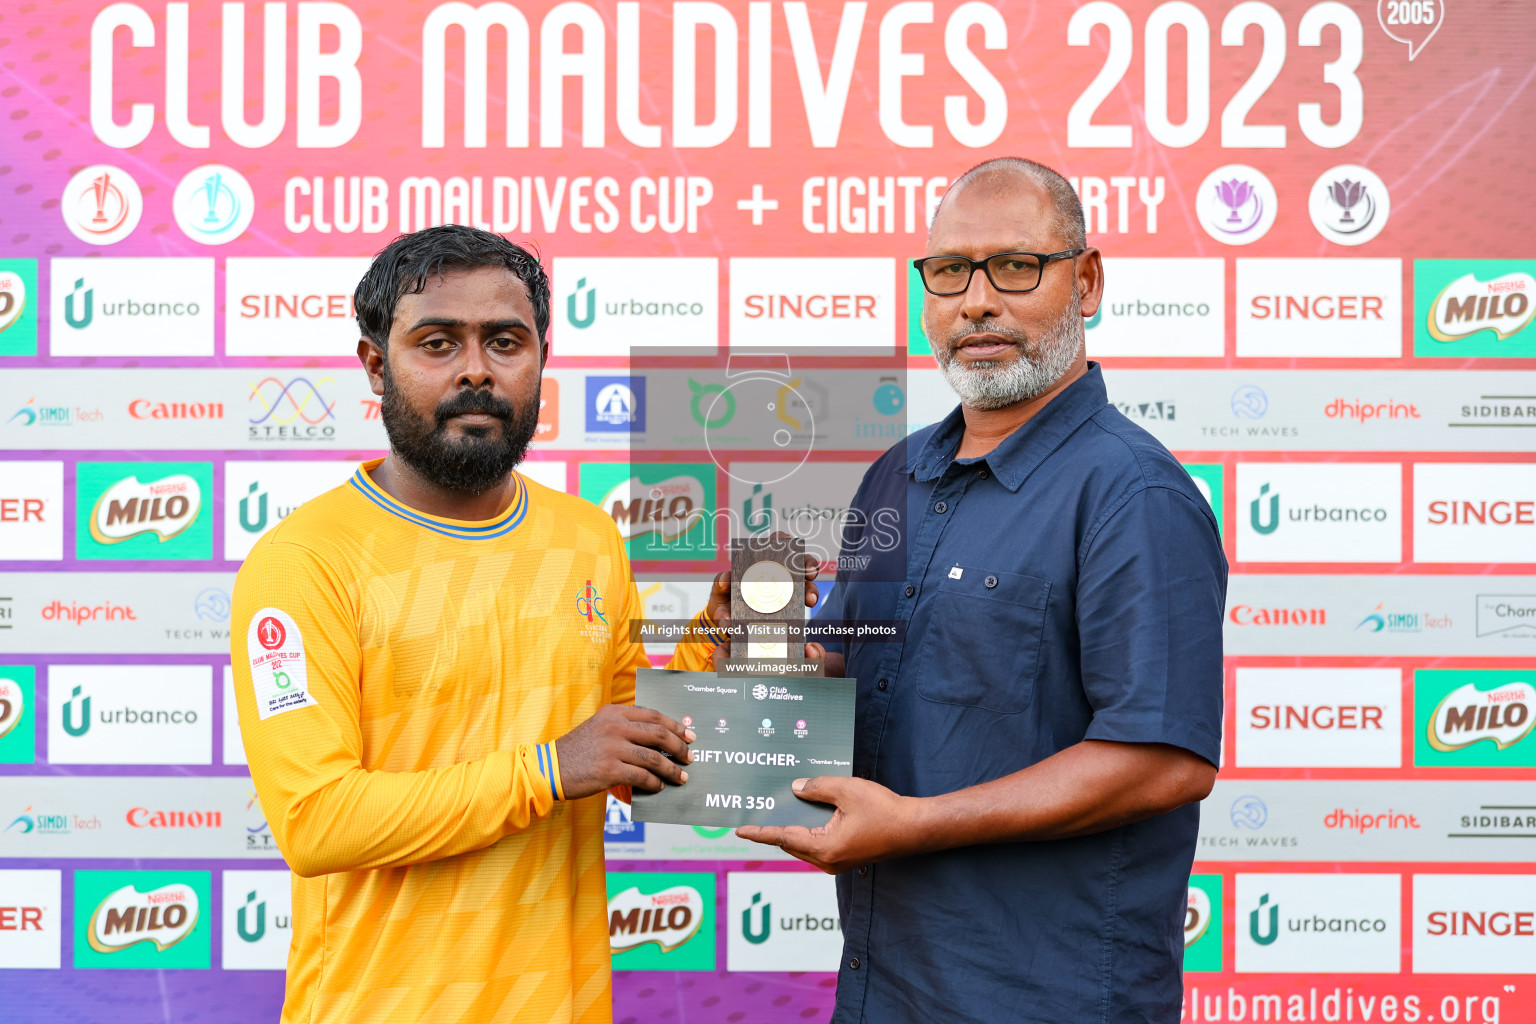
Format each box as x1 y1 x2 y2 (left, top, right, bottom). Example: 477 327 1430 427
61 686 199 737
608 885 704 954
87 883 199 954
89 474 202 544
601 476 703 542
1248 483 1388 535
1428 681 1535 752
740 891 838 946
1248 894 1387 946
1428 271 1535 343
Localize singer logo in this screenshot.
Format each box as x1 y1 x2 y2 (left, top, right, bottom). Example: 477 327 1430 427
87 883 200 954
89 475 202 544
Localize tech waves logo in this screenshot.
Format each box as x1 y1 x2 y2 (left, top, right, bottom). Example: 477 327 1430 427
608 884 705 954
88 474 202 544
247 377 337 441
1428 271 1535 344
1428 681 1535 752
87 883 199 953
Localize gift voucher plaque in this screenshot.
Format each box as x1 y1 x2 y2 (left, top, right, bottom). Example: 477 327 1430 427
632 668 855 827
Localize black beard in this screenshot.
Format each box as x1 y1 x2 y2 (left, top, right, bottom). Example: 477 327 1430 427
380 361 540 495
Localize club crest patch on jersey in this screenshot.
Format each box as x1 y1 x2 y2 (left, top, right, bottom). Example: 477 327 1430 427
246 607 319 720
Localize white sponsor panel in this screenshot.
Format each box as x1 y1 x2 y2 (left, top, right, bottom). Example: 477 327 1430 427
224 461 357 560
730 258 895 349
0 870 62 969
0 572 238 656
222 666 247 766
727 872 842 971
727 462 866 572
1236 463 1401 563
1414 462 1536 564
47 665 212 765
633 579 714 655
1085 258 1224 357
0 460 63 560
49 258 214 357
553 257 718 355
1236 669 1401 768
225 258 372 357
1236 873 1400 972
518 460 568 494
246 609 319 720
1235 259 1402 358
1413 874 1536 974
221 870 293 970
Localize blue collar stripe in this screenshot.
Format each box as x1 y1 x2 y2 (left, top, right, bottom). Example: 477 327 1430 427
349 470 527 539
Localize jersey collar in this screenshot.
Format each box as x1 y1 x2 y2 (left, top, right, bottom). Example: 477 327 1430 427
348 458 529 540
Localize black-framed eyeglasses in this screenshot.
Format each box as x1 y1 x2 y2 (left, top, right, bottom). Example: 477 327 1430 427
911 249 1086 296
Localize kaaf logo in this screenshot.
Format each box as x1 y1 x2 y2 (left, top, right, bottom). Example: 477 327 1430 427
87 883 200 953
89 474 202 544
172 164 255 244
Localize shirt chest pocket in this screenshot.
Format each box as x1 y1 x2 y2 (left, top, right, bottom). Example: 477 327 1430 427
913 568 1051 715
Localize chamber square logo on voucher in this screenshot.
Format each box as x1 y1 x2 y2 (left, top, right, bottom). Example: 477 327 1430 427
606 872 715 971
0 869 62 969
1184 874 1223 973
1084 258 1223 357
553 258 717 356
1413 874 1536 975
224 461 357 561
1413 463 1536 564
730 258 895 349
1415 259 1536 358
76 461 213 561
221 870 293 970
48 258 214 357
1414 670 1536 768
1235 873 1399 973
74 870 211 970
1235 463 1401 563
0 666 37 765
726 871 842 972
1235 668 1401 768
0 460 63 561
1234 259 1402 358
47 665 212 766
0 259 38 356
225 258 372 357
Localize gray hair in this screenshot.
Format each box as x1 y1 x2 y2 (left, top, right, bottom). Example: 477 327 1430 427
932 157 1087 250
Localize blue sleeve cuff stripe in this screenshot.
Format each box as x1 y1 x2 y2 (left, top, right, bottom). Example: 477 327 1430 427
540 743 559 801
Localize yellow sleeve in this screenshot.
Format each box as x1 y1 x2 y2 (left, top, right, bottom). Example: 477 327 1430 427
230 539 564 879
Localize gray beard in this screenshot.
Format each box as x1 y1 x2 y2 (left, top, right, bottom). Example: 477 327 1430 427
934 294 1084 411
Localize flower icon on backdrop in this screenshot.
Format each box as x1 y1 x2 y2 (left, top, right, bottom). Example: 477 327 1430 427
1215 179 1255 223
1325 179 1368 223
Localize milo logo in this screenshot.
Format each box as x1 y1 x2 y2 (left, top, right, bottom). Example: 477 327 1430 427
608 884 704 954
87 883 200 954
1186 885 1213 947
89 474 203 544
1428 271 1535 343
0 676 23 740
1428 681 1535 752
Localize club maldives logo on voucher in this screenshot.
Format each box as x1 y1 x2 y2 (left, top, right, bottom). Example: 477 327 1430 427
76 462 213 561
74 870 211 970
1415 260 1536 358
1084 258 1224 357
1415 670 1536 768
607 872 715 970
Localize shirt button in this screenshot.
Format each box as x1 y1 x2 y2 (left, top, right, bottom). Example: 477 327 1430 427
934 501 948 514
985 575 998 588
857 866 869 877
904 584 915 598
979 469 989 479
877 678 889 691
849 957 861 970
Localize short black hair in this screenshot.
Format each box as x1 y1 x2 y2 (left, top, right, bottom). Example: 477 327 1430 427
934 157 1087 249
354 224 551 349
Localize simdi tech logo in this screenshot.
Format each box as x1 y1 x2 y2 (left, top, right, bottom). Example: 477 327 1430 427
1415 670 1536 768
76 462 213 561
74 870 211 970
0 667 36 765
607 872 715 970
580 464 717 562
1415 260 1536 358
0 259 38 356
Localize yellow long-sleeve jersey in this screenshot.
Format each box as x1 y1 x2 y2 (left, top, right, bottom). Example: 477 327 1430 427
229 459 717 1024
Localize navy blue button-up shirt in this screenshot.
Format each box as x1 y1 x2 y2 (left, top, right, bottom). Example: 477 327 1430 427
820 364 1226 1024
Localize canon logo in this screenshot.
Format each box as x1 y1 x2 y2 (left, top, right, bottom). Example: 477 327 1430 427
1249 295 1384 320
1229 605 1327 626
126 808 222 829
1426 501 1536 525
1250 705 1384 730
1426 911 1535 937
42 600 136 625
743 294 877 320
238 294 355 320
128 400 224 420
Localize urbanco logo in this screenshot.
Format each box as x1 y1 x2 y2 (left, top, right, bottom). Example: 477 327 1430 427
76 462 213 561
74 871 211 969
1235 874 1399 973
1236 463 1400 563
1084 258 1224 357
606 872 716 970
49 258 214 357
553 258 717 355
60 165 143 245
1415 260 1536 358
221 871 293 970
726 872 842 972
224 461 356 560
47 665 212 766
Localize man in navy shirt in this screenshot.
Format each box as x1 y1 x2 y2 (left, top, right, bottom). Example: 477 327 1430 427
738 157 1227 1023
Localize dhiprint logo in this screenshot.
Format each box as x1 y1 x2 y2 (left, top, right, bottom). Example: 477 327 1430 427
1415 260 1536 357
221 871 292 970
726 872 842 971
607 873 716 970
553 258 718 355
586 376 646 434
47 665 212 766
1083 258 1224 357
1195 165 1277 245
1235 874 1400 973
74 871 211 969
60 165 143 245
225 258 372 356
224 462 354 560
1236 463 1401 563
50 258 214 357
246 377 338 443
172 165 255 244
1308 166 1390 246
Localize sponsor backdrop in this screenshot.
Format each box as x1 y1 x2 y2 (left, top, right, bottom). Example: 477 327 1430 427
0 2 1532 1022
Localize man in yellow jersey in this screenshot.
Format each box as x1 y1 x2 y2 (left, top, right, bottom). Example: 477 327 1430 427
230 225 804 1024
